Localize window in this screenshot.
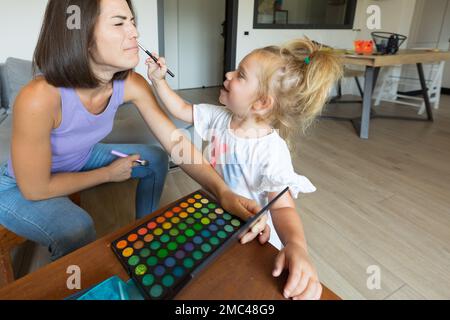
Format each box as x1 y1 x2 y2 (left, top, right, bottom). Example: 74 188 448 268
254 0 357 29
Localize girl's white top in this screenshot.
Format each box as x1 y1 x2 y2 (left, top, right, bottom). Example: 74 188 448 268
193 104 316 250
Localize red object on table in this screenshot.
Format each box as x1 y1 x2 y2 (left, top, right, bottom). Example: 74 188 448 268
354 40 374 55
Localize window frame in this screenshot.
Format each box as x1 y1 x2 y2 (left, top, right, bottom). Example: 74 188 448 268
253 0 358 30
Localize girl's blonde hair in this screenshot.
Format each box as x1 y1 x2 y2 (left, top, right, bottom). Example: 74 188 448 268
252 38 343 148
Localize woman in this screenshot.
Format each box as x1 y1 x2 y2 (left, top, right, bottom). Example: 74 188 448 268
0 0 268 261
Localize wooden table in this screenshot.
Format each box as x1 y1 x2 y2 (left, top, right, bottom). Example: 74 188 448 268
0 194 340 300
330 49 450 139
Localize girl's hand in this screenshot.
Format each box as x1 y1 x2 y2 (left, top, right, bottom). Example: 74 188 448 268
240 214 271 245
273 242 322 300
105 155 140 183
145 53 168 82
217 188 260 220
217 189 270 244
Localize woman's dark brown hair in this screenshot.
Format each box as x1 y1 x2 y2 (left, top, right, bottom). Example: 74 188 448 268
33 0 135 88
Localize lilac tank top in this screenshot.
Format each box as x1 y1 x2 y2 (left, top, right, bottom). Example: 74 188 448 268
7 80 125 178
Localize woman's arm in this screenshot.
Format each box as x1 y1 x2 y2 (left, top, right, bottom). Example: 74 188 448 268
10 79 135 201
124 72 260 221
146 56 193 124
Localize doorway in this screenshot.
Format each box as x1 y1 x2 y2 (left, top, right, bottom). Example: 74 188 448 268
158 0 238 90
402 0 450 92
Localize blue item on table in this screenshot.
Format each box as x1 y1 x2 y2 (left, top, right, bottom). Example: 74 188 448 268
65 276 144 300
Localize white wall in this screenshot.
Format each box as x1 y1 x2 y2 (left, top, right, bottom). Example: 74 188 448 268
398 0 450 92
236 0 416 64
134 0 159 77
0 0 159 80
408 0 449 49
353 0 416 44
163 0 180 89
0 0 48 62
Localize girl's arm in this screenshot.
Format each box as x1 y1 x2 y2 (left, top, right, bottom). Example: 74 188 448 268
269 191 308 251
268 191 322 300
146 56 193 124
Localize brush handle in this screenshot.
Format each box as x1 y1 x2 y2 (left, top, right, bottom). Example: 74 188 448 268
144 49 175 78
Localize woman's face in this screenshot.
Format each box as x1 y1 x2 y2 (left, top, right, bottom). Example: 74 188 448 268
90 0 140 75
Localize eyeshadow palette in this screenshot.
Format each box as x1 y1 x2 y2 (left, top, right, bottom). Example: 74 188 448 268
111 190 246 299
111 187 289 300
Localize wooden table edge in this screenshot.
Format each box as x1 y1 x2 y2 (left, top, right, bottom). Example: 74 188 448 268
0 190 341 301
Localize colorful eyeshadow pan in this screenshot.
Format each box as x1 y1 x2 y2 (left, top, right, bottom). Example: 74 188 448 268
187 208 195 214
144 234 154 243
164 211 174 218
156 216 165 224
140 249 150 258
116 240 127 250
122 248 133 257
138 228 148 236
171 217 180 224
179 212 188 219
128 255 139 266
112 190 244 300
133 241 144 250
142 274 154 286
180 202 188 208
208 224 218 232
128 234 138 242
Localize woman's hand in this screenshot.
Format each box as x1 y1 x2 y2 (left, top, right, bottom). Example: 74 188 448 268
217 189 270 244
105 154 141 182
146 53 167 83
273 242 322 300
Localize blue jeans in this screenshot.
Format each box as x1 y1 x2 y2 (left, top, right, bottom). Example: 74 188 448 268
0 143 169 261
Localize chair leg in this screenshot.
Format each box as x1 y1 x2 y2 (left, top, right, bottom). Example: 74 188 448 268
418 102 426 115
417 63 434 121
355 77 364 97
338 79 343 97
0 225 28 288
0 251 15 287
432 88 440 110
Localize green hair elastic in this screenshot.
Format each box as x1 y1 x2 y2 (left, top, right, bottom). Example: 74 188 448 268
304 56 311 65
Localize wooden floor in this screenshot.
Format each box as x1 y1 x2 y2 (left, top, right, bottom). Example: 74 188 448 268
13 88 450 300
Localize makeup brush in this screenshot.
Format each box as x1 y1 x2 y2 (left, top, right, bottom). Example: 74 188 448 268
138 41 175 78
111 150 149 167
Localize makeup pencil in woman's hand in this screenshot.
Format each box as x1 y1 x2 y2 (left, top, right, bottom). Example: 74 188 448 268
138 41 175 78
111 150 149 167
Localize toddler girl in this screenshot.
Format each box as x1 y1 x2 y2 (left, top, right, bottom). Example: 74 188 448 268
146 38 342 300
